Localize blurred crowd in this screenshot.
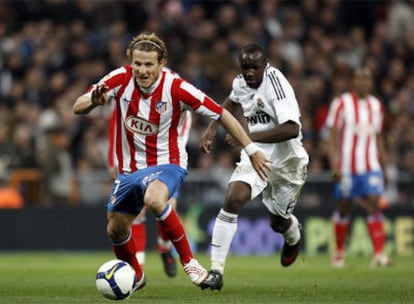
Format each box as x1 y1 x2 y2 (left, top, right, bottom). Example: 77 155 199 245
0 0 413 207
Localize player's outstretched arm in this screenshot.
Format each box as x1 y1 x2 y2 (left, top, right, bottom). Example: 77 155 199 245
326 127 341 181
200 120 219 154
200 96 243 154
219 109 272 180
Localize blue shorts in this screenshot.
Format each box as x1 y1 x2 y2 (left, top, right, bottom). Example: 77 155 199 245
107 164 188 215
171 188 180 200
334 171 384 200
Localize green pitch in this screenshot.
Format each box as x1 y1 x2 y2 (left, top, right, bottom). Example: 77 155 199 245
0 252 412 304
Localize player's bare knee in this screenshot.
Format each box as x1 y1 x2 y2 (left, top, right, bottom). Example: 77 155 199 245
144 198 165 214
224 187 250 213
144 181 169 214
106 225 129 243
337 200 352 215
223 196 246 214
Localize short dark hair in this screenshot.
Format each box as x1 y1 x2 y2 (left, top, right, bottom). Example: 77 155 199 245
239 44 267 64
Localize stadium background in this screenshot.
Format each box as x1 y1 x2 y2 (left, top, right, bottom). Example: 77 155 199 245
0 1 412 257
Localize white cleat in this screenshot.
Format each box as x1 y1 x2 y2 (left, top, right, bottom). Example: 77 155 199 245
183 258 208 286
133 272 146 292
331 252 345 268
372 253 392 267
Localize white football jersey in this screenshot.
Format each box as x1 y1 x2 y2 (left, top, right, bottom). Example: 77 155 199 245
230 64 309 169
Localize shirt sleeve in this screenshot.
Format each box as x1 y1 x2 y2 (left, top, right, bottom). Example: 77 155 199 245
229 76 243 104
85 66 128 101
178 80 223 120
325 97 342 129
269 70 301 125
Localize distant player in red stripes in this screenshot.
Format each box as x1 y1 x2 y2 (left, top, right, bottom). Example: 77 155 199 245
325 67 391 267
73 32 271 293
107 101 192 278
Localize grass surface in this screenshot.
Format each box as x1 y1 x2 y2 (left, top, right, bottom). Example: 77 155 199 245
0 251 412 303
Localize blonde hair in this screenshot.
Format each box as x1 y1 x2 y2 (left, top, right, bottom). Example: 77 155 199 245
127 33 168 63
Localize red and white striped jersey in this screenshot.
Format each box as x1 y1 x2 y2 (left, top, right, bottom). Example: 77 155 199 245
325 92 384 174
107 69 193 170
87 65 222 173
107 109 193 169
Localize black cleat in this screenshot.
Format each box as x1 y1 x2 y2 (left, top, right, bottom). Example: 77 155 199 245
161 250 177 277
200 270 224 291
280 239 301 267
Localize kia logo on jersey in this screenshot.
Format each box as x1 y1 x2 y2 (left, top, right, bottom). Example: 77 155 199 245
125 116 158 135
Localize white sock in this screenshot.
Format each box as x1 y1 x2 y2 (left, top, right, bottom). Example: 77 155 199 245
283 215 300 245
210 209 238 274
136 251 145 266
157 236 172 250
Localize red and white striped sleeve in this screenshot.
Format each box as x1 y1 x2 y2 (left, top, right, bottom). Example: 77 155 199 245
177 80 223 120
325 96 343 129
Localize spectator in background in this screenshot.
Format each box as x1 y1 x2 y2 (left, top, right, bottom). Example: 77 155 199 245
325 67 391 268
0 173 24 209
0 120 14 165
37 112 73 207
10 123 38 169
0 159 24 209
74 123 111 206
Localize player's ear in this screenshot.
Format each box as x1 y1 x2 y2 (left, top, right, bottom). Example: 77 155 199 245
159 58 166 68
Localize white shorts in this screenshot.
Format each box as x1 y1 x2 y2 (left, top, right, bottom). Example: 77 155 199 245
228 155 307 219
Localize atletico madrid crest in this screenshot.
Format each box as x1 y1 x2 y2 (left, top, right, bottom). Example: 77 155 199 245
155 101 168 114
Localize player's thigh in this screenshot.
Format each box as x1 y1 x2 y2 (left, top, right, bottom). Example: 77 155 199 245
107 174 145 215
144 164 186 200
144 179 169 212
263 175 305 219
228 158 267 201
359 195 382 214
223 181 252 213
359 171 384 196
107 211 136 239
358 172 383 214
334 174 354 200
336 199 353 215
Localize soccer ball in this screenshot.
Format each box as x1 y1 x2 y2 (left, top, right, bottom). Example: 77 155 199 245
96 259 137 300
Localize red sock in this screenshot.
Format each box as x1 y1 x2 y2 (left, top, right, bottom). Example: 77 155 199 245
333 213 350 253
112 232 143 279
367 213 386 255
157 221 171 253
131 222 146 253
156 205 193 264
